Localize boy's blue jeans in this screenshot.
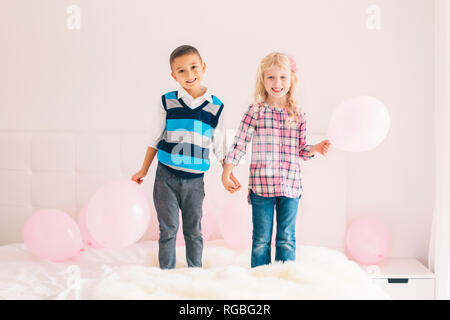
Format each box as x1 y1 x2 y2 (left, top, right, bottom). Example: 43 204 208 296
153 162 204 269
249 190 300 268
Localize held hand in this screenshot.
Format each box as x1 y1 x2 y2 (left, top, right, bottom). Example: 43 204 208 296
131 169 147 184
312 140 332 156
222 172 240 194
230 172 242 192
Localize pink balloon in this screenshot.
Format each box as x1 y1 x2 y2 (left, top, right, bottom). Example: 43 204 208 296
218 200 252 252
23 209 83 262
328 96 390 152
85 180 151 249
77 207 102 248
345 216 390 265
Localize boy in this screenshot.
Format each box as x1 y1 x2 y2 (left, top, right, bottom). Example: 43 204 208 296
132 45 240 269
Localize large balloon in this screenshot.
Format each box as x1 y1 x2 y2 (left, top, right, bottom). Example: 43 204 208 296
85 180 151 248
77 207 102 248
345 216 390 265
328 96 390 152
23 209 83 262
218 199 252 252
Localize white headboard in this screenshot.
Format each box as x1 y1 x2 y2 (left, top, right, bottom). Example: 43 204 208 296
0 132 347 251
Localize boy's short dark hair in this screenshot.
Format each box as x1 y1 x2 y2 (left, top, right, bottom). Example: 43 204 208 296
169 45 202 67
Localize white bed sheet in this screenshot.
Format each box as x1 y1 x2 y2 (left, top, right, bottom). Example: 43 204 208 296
0 240 390 300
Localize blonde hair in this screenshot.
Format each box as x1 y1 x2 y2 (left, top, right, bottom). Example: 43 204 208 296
254 52 302 123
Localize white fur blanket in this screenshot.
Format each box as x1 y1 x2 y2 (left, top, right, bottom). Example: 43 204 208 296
0 241 389 299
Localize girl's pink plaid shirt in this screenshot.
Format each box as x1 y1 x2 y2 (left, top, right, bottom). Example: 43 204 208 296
225 103 314 203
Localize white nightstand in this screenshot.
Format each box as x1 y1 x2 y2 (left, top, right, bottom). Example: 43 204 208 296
361 258 435 300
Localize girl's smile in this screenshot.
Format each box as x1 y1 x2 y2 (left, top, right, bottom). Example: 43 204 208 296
264 65 291 105
271 87 284 94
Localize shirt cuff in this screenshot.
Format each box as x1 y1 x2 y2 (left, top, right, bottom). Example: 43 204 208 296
224 153 240 166
300 144 315 160
148 139 159 150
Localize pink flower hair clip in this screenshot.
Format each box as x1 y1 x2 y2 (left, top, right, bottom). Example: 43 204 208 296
289 56 297 73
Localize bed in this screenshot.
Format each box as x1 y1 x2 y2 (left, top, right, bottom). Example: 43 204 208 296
0 240 389 300
0 133 390 299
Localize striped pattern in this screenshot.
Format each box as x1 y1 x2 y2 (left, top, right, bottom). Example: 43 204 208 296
225 103 313 202
157 91 224 178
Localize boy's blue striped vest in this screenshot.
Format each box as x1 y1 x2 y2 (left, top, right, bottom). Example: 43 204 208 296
156 90 224 178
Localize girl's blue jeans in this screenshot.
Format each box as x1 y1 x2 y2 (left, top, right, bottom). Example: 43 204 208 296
249 190 300 268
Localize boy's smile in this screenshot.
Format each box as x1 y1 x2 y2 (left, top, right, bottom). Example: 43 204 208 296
171 53 206 98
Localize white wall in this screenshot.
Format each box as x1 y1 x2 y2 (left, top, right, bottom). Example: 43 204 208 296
0 0 435 263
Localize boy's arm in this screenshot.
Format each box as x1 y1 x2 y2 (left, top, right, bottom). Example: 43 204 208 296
211 111 226 163
140 147 158 174
132 146 157 184
148 99 167 150
139 99 166 174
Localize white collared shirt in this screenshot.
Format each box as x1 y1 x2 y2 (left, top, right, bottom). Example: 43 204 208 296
148 86 226 162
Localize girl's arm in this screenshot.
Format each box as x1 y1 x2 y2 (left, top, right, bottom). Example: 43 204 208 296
297 114 331 157
220 160 241 193
298 113 315 161
309 140 332 156
222 162 234 177
221 104 259 192
224 104 259 166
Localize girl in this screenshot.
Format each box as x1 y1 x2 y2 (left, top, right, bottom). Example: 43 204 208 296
222 52 331 268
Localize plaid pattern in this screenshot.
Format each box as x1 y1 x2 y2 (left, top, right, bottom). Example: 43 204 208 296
225 103 314 202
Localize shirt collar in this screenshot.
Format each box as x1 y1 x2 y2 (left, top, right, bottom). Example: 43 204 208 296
177 86 213 103
263 102 286 113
